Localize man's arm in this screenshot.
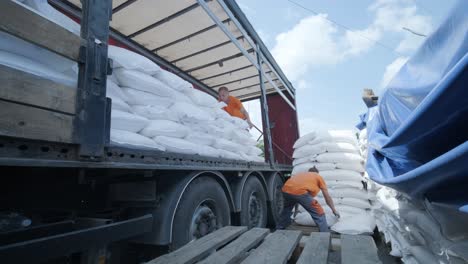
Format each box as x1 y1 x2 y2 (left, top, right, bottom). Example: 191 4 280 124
322 188 340 218
240 106 254 128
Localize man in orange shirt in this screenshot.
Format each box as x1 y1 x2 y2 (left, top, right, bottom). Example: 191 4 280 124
218 86 254 128
277 167 340 232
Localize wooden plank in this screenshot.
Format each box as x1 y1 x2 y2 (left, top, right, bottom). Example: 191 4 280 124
0 65 76 114
199 228 269 264
241 230 302 264
341 235 381 264
0 0 80 61
297 232 330 264
148 226 247 264
0 100 74 143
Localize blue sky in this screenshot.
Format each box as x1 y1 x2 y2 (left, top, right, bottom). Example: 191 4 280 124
240 0 457 136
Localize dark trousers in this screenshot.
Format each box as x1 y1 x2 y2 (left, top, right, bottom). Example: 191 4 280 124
276 192 329 232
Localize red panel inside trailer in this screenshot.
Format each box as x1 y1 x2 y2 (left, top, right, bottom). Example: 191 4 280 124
264 93 299 165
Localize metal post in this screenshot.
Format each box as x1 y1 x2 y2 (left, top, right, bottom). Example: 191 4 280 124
74 0 112 158
256 47 275 165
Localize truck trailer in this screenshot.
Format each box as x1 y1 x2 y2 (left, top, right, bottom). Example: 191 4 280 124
0 0 299 263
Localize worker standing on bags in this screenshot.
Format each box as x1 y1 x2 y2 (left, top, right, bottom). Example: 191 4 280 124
277 167 340 232
218 86 254 129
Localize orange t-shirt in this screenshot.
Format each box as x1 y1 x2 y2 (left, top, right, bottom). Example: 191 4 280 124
282 172 327 215
282 172 327 197
222 96 246 119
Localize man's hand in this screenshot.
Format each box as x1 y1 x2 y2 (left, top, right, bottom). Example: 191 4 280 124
247 119 254 129
333 210 340 218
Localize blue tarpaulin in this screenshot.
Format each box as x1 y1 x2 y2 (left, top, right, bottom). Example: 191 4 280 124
364 0 468 207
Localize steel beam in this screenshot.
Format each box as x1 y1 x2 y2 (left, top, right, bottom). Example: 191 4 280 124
0 215 153 264
198 0 295 109
216 0 295 98
74 0 112 158
257 47 275 166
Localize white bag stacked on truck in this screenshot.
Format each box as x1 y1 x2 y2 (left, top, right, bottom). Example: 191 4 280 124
291 130 376 234
8 0 264 161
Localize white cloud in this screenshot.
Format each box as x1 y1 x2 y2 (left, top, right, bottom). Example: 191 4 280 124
297 79 308 90
380 56 408 91
272 0 432 84
272 14 344 81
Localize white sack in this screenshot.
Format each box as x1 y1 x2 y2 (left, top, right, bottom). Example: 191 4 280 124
107 80 131 112
197 145 221 158
293 132 317 149
0 50 76 87
109 95 132 112
294 211 338 227
152 70 192 92
121 88 173 107
110 129 165 150
170 102 215 123
331 213 376 235
293 142 359 158
185 131 216 146
317 197 370 209
320 169 363 182
309 130 358 146
230 130 256 145
132 105 179 121
229 116 249 130
114 68 175 98
292 156 311 166
326 180 364 189
111 110 149 133
218 149 243 160
184 88 218 107
140 120 189 138
335 162 365 173
153 136 198 155
214 138 244 153
314 152 364 164
108 45 160 75
248 146 263 156
292 163 336 175
318 187 371 200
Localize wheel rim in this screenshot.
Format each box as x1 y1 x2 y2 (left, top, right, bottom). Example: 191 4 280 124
190 200 218 241
248 191 262 227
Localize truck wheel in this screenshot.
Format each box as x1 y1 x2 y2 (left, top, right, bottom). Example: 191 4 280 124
171 177 230 250
240 177 267 228
269 174 284 226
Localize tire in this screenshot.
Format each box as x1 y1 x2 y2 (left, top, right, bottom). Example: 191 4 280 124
269 174 284 226
171 177 231 250
240 177 268 228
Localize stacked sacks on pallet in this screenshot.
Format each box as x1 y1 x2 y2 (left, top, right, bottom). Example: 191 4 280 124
291 130 376 234
8 0 264 161
372 187 468 264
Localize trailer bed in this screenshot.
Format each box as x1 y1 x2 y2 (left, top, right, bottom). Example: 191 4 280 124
0 136 291 172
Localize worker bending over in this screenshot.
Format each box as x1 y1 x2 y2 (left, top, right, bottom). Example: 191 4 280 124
277 167 340 232
218 86 254 128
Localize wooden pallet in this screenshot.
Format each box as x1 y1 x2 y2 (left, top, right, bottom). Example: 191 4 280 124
147 226 381 264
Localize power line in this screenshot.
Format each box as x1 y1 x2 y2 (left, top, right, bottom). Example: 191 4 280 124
287 0 403 57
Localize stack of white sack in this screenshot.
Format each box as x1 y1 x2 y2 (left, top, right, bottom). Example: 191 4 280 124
5 0 264 161
373 187 468 264
291 130 376 235
108 45 263 160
